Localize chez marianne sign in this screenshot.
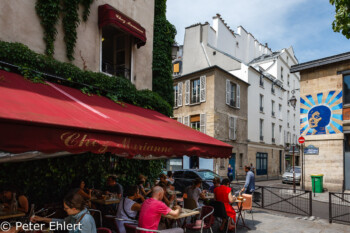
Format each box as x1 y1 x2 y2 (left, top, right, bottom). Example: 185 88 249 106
304 145 319 155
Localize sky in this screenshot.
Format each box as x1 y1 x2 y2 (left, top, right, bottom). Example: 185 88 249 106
166 0 350 63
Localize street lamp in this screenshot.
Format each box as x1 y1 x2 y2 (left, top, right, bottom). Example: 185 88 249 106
288 89 299 193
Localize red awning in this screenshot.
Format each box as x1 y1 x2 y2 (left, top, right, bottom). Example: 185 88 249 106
98 4 146 48
0 71 232 160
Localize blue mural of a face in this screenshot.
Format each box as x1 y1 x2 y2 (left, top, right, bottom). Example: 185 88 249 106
307 105 331 134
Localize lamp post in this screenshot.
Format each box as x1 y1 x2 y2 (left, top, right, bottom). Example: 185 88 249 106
289 90 298 194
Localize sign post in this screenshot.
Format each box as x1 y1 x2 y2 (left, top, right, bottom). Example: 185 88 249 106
298 136 305 190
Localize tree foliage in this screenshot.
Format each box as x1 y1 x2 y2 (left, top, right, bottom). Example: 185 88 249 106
152 0 177 108
330 0 350 39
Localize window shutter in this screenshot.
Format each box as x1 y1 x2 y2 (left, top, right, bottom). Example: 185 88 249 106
200 113 206 134
226 79 230 105
236 84 240 108
185 80 190 105
229 116 235 140
200 75 206 102
183 116 190 126
177 117 182 124
178 82 183 107
233 117 237 140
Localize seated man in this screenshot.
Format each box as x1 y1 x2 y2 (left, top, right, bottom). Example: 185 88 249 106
184 178 206 207
104 175 123 198
138 186 182 233
158 183 175 207
209 177 221 193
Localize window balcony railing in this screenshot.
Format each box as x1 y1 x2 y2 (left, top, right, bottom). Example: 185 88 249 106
102 60 131 80
272 111 275 117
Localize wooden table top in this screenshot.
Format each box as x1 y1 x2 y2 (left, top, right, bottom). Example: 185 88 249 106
91 198 120 205
205 193 215 199
234 198 246 203
167 190 182 195
163 208 200 220
0 210 26 220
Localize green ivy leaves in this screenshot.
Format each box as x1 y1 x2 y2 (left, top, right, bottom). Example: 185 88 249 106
35 0 94 61
152 0 177 108
35 0 61 57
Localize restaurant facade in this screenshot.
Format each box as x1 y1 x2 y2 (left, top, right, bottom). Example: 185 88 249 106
0 0 233 162
291 52 350 191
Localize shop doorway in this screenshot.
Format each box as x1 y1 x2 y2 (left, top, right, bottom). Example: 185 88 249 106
345 134 350 190
229 154 236 180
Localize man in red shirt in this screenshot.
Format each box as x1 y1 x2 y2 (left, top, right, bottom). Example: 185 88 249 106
138 186 182 233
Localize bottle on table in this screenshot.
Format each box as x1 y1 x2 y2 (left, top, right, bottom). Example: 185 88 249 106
10 192 18 213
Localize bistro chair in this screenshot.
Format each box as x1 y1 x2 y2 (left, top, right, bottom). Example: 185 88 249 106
97 227 112 233
241 194 253 222
184 205 214 233
89 208 103 227
209 201 236 233
105 215 137 233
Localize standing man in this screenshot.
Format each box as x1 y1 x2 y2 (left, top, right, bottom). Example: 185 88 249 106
138 186 183 233
227 164 234 183
241 166 255 194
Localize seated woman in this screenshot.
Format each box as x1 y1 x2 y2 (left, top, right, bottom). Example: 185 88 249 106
167 171 175 185
1 185 29 213
158 183 175 207
184 178 206 207
159 174 175 191
72 179 93 208
115 185 144 233
209 177 221 193
32 188 97 233
137 174 151 197
214 178 236 231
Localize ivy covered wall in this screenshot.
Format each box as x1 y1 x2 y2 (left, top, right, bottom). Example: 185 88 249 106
152 0 177 107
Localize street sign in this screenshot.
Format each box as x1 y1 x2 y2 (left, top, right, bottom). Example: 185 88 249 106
298 136 305 144
304 145 319 155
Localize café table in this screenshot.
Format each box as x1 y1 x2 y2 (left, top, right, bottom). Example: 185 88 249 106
91 198 120 205
205 193 215 199
167 190 182 196
0 210 25 220
163 208 200 228
234 198 250 230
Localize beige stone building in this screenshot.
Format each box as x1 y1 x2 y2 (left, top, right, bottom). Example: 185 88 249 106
170 65 249 177
291 52 350 191
0 0 154 90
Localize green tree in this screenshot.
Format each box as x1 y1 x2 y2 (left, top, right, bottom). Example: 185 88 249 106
330 0 350 39
152 0 177 108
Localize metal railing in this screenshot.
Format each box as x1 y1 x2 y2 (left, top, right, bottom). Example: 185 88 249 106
329 192 350 224
253 186 312 216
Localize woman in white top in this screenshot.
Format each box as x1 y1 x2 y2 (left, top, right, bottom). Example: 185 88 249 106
116 185 144 233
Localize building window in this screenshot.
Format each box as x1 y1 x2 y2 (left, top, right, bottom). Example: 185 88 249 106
239 153 243 168
174 85 178 107
287 74 290 86
229 116 237 140
260 95 264 112
281 67 284 80
190 115 200 131
279 104 282 119
287 91 290 106
173 61 182 76
260 75 264 87
220 158 225 169
226 80 240 108
256 153 268 175
344 75 350 104
191 79 200 104
260 119 264 141
271 84 275 94
287 110 290 128
272 100 275 117
101 26 131 79
272 123 275 143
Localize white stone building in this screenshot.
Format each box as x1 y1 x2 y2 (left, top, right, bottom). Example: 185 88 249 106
172 14 300 178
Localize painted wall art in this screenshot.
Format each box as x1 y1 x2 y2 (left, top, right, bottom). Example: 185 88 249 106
300 91 343 135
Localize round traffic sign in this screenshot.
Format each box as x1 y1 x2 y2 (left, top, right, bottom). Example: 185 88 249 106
298 136 305 144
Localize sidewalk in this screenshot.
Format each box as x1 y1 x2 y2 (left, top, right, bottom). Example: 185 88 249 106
232 209 349 233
